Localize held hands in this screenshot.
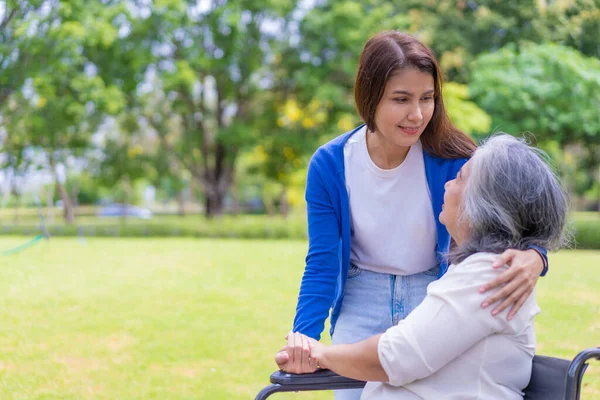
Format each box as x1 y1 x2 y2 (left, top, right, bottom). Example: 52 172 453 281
274 332 326 374
480 249 544 320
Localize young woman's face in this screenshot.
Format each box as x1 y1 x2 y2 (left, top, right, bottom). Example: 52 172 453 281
440 160 472 244
373 67 435 147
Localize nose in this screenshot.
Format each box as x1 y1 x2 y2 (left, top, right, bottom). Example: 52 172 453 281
407 103 423 123
445 179 453 190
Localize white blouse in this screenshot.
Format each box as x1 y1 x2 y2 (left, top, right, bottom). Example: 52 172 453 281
362 253 540 400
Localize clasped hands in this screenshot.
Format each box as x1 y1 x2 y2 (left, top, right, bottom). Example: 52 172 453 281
274 331 327 374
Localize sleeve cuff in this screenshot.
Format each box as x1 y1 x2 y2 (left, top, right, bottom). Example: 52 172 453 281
527 245 549 277
377 331 399 386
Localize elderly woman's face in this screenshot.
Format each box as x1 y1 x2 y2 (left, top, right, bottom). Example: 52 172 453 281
440 160 472 244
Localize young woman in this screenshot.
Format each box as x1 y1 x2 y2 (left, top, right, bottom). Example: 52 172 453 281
286 32 548 400
276 134 569 399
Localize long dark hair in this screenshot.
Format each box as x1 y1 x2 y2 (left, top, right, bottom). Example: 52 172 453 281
354 31 476 159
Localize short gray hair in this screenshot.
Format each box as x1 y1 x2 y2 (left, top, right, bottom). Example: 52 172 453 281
451 134 570 264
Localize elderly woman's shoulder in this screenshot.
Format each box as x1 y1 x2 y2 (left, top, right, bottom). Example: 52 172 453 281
444 252 504 280
460 252 499 266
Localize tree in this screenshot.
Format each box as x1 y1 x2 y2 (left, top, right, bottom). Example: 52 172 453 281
127 0 296 217
97 134 150 213
469 42 600 209
442 82 491 138
249 1 410 205
3 0 126 223
0 0 47 108
470 42 600 146
254 0 492 199
542 0 600 59
140 86 190 216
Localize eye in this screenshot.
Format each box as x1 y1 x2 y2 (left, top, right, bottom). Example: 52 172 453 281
422 95 434 101
394 97 409 103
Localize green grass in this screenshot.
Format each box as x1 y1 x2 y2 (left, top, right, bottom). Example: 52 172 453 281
0 237 598 399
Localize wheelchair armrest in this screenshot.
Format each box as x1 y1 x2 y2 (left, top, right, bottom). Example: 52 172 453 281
255 369 366 400
270 369 366 390
565 347 600 400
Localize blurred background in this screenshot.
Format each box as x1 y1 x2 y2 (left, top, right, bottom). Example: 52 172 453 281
0 1 599 399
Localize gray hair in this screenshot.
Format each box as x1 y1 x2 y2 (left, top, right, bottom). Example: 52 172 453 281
450 134 570 264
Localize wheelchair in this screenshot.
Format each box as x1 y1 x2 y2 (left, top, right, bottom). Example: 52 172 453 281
256 347 600 400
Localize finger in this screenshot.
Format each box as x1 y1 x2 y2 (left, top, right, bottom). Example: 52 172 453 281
507 291 530 321
275 351 289 368
286 332 296 368
491 285 528 316
492 249 517 268
479 267 518 294
285 330 292 340
294 333 303 373
481 276 522 308
301 334 311 372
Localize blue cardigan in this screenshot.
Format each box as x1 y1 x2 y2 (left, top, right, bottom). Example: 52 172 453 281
292 125 547 340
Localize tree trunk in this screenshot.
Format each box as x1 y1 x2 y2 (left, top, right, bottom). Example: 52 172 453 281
176 190 186 217
202 143 234 218
204 182 225 218
56 180 74 224
49 155 75 224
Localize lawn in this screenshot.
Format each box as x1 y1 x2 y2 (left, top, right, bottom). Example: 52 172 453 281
0 237 598 399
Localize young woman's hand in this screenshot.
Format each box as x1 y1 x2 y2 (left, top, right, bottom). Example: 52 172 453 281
274 332 319 374
479 249 544 320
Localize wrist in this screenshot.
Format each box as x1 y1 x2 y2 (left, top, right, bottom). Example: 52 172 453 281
317 345 331 370
529 249 545 274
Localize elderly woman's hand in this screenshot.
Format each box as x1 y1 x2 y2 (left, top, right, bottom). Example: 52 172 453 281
274 332 320 374
478 249 544 320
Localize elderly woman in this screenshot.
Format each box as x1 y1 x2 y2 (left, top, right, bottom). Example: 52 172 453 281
275 134 569 399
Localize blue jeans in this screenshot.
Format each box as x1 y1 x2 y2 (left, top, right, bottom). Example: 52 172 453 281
331 263 439 400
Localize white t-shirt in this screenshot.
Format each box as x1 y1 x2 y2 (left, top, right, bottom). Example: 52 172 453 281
362 253 540 400
344 126 438 275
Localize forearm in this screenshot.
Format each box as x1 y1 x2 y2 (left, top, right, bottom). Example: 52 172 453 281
319 334 388 382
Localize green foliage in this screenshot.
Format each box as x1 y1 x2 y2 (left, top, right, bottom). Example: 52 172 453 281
67 173 103 205
543 1 600 59
1 1 130 222
443 82 491 136
470 42 600 145
0 214 308 239
2 0 600 217
119 0 299 215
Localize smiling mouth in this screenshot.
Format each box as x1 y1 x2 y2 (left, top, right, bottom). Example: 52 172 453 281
399 125 421 134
